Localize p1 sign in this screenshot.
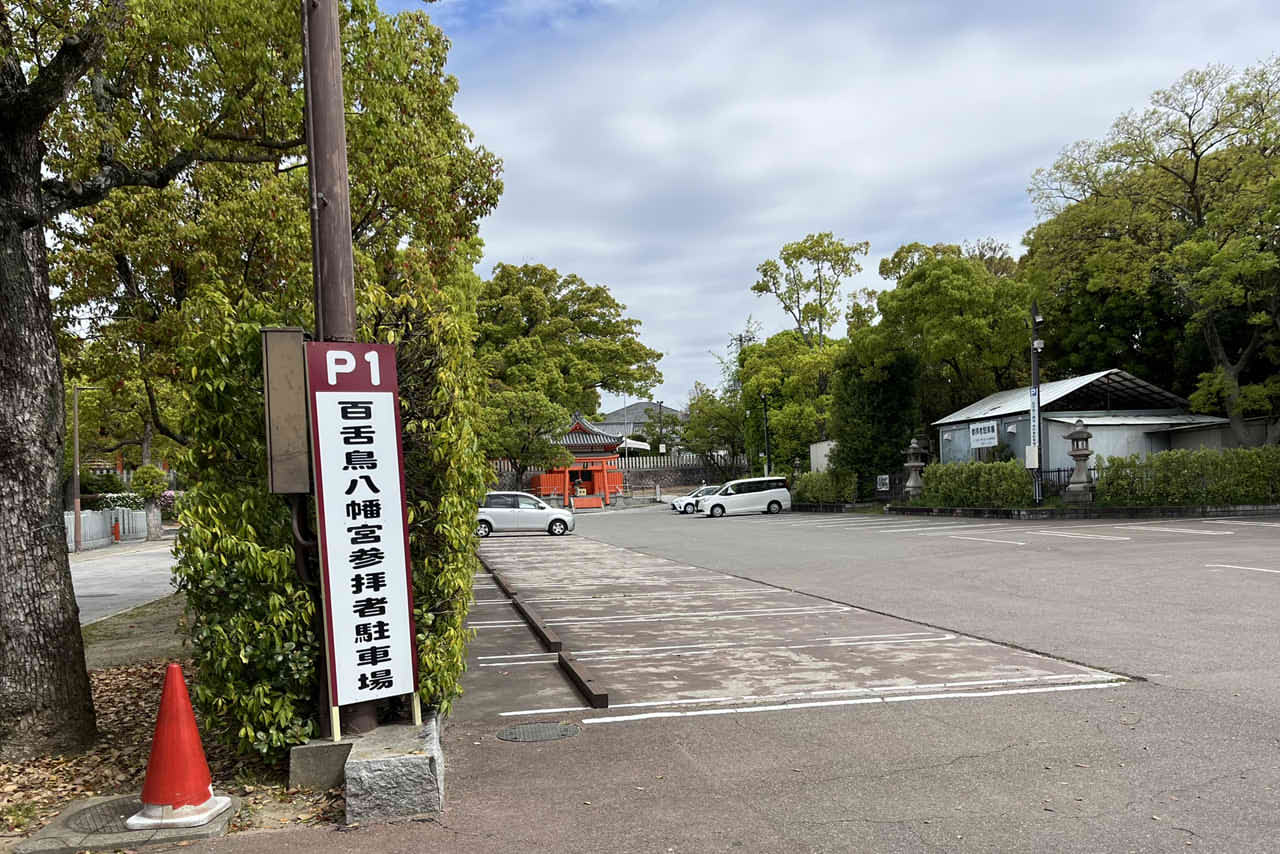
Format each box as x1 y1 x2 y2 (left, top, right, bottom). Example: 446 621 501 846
306 343 417 710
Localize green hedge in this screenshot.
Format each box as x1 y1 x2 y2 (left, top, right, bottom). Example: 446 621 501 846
920 460 1034 507
793 471 857 504
1096 447 1280 506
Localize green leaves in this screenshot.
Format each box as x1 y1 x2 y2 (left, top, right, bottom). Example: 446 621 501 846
753 232 869 349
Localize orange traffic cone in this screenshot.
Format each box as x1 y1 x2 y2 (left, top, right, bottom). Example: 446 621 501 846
126 663 232 830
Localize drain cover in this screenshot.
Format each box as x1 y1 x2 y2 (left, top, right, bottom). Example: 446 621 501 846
496 721 580 743
65 796 141 833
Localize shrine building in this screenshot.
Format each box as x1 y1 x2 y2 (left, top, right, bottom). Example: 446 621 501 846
529 416 625 509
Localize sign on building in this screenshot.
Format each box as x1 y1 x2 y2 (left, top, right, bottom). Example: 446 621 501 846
306 343 418 726
969 420 999 449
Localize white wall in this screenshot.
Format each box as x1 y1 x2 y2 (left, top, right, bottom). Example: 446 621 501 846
809 440 835 473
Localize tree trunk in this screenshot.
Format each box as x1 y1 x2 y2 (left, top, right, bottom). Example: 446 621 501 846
0 122 98 758
144 498 162 541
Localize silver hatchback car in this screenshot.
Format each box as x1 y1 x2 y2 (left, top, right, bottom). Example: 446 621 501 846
476 491 575 538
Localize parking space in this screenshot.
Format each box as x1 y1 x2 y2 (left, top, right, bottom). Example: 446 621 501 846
464 533 1124 726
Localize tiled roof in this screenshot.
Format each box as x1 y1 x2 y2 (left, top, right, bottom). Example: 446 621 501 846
561 417 622 450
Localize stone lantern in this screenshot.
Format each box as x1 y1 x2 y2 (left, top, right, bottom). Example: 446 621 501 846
1063 419 1095 504
903 438 926 500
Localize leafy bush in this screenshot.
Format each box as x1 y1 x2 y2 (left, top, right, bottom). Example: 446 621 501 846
130 464 169 500
83 491 144 511
1096 447 1280 506
793 470 857 504
80 470 126 495
173 293 319 758
159 489 184 520
920 460 1034 507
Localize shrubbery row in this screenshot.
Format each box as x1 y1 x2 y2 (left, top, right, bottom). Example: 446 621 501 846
793 471 857 505
1096 447 1280 506
919 459 1034 507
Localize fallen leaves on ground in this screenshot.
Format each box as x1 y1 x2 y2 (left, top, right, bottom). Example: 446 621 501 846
0 659 343 841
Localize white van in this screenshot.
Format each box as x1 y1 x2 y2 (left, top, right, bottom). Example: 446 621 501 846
697 476 791 517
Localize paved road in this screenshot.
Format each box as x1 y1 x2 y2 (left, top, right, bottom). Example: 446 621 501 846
195 509 1280 852
69 537 177 624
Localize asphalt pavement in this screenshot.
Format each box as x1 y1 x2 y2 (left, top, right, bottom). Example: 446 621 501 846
191 507 1280 852
69 536 177 624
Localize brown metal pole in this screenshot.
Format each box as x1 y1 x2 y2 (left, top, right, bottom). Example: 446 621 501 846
301 0 375 735
302 0 356 343
72 385 81 553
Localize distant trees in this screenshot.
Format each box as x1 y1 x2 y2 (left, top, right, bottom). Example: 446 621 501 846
475 263 662 475
1026 60 1280 445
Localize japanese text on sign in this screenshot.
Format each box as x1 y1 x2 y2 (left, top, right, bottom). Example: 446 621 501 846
969 420 999 449
308 344 416 707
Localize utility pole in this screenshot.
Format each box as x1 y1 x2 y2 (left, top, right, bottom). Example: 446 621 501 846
1029 301 1044 506
71 385 101 553
760 392 771 476
657 400 664 454
302 0 356 343
301 0 372 732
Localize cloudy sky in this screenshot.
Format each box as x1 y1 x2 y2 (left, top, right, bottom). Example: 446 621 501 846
385 0 1280 413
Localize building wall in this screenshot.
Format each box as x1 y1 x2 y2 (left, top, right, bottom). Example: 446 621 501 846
809 440 835 473
1168 419 1269 451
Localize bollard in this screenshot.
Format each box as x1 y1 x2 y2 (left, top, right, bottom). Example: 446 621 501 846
112 520 121 542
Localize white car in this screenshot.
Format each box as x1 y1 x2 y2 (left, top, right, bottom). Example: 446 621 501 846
476 491 575 537
696 476 791 518
670 485 721 514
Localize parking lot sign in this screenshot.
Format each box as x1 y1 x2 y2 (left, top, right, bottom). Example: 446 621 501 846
306 343 418 726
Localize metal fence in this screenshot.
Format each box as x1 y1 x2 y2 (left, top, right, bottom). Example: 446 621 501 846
64 508 147 551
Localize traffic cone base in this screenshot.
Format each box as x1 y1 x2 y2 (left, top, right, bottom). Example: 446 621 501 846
126 786 232 830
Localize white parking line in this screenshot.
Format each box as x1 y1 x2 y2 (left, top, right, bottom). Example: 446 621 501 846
479 634 958 667
498 673 1118 717
883 523 1017 534
1205 563 1280 575
1203 520 1280 528
950 536 1026 545
1117 526 1234 535
579 682 1125 724
1030 530 1131 541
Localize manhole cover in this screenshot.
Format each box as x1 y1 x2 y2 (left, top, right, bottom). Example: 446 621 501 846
65 796 142 833
496 721 580 743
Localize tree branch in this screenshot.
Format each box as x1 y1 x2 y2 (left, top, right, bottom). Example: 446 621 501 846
1 6 114 131
143 377 188 446
41 149 280 220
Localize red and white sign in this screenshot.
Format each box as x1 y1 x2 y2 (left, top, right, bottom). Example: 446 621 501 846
306 343 417 707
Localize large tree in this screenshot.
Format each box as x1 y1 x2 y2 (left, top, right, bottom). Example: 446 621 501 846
681 382 748 481
753 232 869 349
0 0 501 759
829 347 921 498
475 262 661 474
1027 61 1280 444
476 262 662 412
860 251 1030 426
0 0 299 759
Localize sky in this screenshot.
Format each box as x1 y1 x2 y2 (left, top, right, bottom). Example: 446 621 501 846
384 0 1280 414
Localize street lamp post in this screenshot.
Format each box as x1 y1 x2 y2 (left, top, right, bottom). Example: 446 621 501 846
759 393 771 476
72 385 102 553
1030 301 1044 506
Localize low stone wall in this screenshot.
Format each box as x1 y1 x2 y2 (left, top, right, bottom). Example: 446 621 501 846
885 503 1280 520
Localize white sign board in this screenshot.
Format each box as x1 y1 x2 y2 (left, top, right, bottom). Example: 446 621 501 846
1025 444 1040 470
307 343 417 708
1028 387 1041 452
969 420 999 449
876 474 890 492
